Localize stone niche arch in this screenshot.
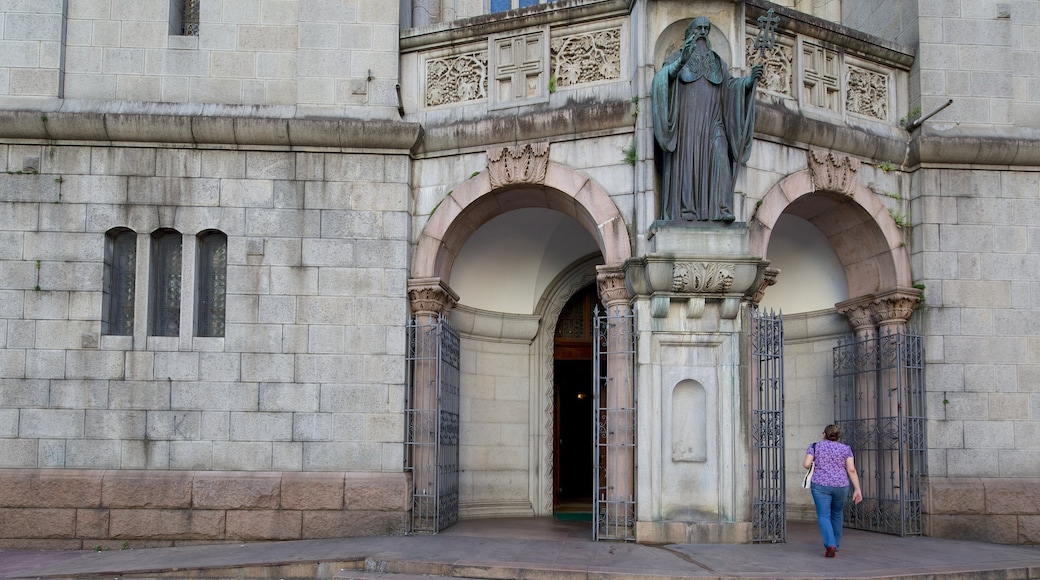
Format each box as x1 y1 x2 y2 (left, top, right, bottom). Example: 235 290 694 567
412 144 633 286
749 154 914 305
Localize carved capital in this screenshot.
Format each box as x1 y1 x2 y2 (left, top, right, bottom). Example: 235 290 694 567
872 288 921 327
836 296 875 334
407 277 459 318
488 142 550 188
671 262 735 294
807 149 861 197
751 267 780 304
596 265 629 309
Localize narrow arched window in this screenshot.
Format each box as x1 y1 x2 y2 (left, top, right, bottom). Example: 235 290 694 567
195 230 227 337
149 229 182 337
102 228 137 336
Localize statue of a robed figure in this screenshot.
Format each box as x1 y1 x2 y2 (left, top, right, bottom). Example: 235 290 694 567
652 17 764 223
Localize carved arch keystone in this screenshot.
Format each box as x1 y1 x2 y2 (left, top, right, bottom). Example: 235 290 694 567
488 143 550 188
807 149 861 197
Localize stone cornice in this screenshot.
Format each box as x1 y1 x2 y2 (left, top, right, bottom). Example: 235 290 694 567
0 109 423 151
754 100 908 168
415 98 634 156
913 124 1040 166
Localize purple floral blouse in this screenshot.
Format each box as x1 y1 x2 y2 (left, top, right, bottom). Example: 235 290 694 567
806 440 853 487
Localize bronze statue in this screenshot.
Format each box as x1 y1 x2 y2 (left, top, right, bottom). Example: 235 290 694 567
652 17 764 223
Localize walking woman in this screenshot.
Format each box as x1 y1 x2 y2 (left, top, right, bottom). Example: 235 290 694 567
804 424 862 557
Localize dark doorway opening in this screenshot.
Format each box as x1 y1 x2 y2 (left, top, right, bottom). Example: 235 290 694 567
552 285 600 519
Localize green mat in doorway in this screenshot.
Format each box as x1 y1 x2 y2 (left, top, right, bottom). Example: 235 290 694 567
553 512 593 521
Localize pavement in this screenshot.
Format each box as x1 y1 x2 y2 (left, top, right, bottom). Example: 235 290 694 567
1 518 1038 580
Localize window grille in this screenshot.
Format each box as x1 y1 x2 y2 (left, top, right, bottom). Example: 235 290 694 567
102 229 137 336
490 0 556 13
149 230 182 337
171 0 199 36
195 231 227 337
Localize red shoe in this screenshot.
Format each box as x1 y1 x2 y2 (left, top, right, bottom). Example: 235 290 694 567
825 546 837 558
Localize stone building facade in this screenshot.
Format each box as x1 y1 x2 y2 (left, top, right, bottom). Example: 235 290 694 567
0 0 1038 548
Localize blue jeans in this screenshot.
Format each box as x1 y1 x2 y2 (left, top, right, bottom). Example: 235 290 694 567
810 482 849 549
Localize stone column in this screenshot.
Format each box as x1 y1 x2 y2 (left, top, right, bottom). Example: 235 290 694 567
405 278 458 522
595 265 634 522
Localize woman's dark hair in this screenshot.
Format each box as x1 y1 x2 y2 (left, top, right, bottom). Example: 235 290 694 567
824 424 841 441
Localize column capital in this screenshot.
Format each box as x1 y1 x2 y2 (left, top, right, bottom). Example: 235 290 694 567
872 287 921 328
596 265 629 309
407 277 459 318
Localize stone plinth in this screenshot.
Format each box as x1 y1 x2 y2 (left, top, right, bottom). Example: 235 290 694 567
628 223 767 544
0 469 410 549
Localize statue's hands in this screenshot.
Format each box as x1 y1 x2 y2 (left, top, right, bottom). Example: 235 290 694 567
751 63 764 83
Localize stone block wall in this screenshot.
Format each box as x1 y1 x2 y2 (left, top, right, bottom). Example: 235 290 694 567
2 0 401 116
923 477 1040 544
913 163 1040 544
915 0 1040 128
0 469 409 549
0 0 66 99
0 140 411 474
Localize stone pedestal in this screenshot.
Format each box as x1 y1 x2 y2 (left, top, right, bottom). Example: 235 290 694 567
626 222 769 544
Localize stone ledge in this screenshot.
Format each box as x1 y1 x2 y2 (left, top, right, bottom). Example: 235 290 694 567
0 109 423 151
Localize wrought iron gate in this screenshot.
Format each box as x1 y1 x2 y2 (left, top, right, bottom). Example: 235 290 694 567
833 327 924 536
750 307 785 543
405 315 460 533
592 306 636 541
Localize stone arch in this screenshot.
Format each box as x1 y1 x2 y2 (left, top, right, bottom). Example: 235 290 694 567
749 166 912 300
412 159 632 285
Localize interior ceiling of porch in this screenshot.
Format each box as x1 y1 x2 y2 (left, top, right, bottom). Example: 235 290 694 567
450 207 601 314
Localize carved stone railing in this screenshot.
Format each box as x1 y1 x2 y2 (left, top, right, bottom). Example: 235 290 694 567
408 8 627 112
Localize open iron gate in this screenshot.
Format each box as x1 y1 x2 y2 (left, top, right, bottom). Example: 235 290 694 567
592 306 636 541
405 315 461 533
833 327 924 536
750 307 785 543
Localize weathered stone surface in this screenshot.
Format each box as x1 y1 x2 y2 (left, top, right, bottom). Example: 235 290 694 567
301 510 408 538
0 469 104 508
0 508 76 539
101 471 192 509
75 508 110 538
923 477 986 515
192 472 281 509
984 478 1040 515
281 473 344 510
225 510 301 540
109 509 225 540
926 514 1019 545
343 473 410 511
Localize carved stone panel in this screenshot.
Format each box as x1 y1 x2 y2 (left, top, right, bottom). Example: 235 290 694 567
671 262 735 294
802 42 840 112
425 51 488 107
550 27 622 88
746 33 794 97
491 29 548 107
846 64 889 121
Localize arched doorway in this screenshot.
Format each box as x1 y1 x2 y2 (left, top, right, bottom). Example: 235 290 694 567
552 284 601 519
750 150 922 535
408 145 634 526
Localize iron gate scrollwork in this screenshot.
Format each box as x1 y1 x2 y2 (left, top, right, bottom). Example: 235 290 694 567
750 307 785 543
833 327 924 536
405 315 460 533
592 306 636 541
